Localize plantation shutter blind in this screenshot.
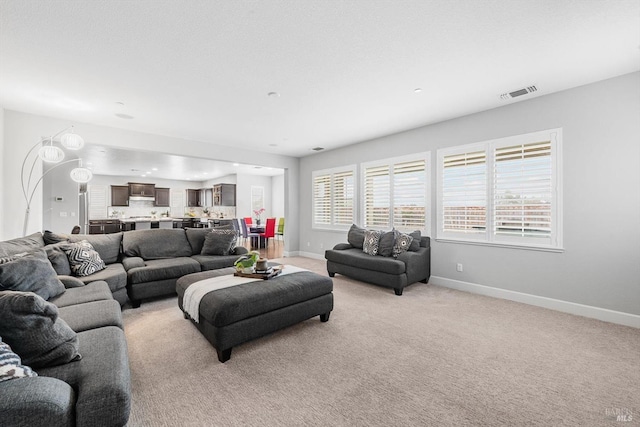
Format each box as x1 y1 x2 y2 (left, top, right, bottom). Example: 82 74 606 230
392 159 426 230
333 170 354 226
442 150 487 235
363 164 390 229
493 140 552 243
313 173 331 226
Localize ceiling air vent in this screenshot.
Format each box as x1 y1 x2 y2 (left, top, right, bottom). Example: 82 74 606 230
500 85 537 100
312 147 324 151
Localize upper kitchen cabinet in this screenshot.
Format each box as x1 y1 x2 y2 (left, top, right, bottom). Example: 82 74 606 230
128 182 156 198
111 185 129 206
154 187 170 207
213 184 236 206
186 189 201 207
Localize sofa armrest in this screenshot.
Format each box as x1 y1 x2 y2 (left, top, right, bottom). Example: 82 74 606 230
234 246 248 255
121 256 145 271
58 275 85 288
332 243 353 250
396 247 431 284
0 376 75 427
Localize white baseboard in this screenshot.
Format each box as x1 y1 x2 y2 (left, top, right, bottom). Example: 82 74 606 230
430 276 640 328
295 251 325 260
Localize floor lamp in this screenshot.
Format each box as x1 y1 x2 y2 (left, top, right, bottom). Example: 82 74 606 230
21 126 93 236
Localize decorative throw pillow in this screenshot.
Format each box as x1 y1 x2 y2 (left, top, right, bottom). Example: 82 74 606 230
393 232 414 257
0 249 65 300
377 230 397 257
43 230 70 246
62 240 106 277
0 291 81 369
201 229 238 256
362 230 382 256
408 230 421 251
0 337 37 382
45 243 72 276
347 224 366 249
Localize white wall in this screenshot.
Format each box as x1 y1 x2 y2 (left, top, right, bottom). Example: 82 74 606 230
1 110 301 251
235 173 272 220
271 174 285 218
0 107 4 237
299 72 640 316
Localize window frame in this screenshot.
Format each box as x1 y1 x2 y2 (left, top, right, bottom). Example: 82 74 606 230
311 165 357 231
436 128 563 251
360 152 431 234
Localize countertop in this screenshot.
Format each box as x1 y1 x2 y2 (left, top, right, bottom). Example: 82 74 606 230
100 217 236 223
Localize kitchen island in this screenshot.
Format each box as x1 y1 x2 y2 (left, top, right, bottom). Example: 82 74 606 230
89 217 237 233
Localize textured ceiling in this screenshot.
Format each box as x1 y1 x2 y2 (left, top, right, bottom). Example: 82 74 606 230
1 0 639 159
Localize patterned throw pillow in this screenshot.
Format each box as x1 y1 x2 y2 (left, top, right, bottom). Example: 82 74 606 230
201 229 238 256
0 337 37 382
62 240 106 277
362 230 382 256
393 232 414 258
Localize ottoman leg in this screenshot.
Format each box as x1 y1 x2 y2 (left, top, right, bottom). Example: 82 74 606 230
131 299 141 308
217 348 232 363
327 272 335 277
320 312 330 322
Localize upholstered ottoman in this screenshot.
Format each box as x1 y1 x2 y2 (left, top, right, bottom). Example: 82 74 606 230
176 266 333 362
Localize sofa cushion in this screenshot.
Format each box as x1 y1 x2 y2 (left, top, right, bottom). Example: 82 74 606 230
43 230 70 245
347 224 366 249
185 228 211 254
58 299 123 332
68 233 123 265
61 241 106 277
0 249 65 300
377 230 396 257
325 247 406 275
126 257 201 285
201 229 237 256
74 263 127 294
363 230 382 256
191 254 243 271
408 230 422 251
0 232 45 258
0 338 37 382
49 281 113 308
45 243 72 275
123 229 192 259
0 291 81 369
37 326 131 427
393 232 414 257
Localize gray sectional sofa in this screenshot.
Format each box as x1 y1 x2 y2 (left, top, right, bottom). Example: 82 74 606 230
0 234 130 427
324 225 431 295
0 227 249 426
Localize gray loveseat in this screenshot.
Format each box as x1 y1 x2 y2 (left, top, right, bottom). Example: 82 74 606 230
324 225 430 295
0 234 130 427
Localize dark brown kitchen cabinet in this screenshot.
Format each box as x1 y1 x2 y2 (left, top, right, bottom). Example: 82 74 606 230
111 185 129 206
89 220 121 234
154 187 170 207
186 189 202 207
128 182 155 197
213 184 236 206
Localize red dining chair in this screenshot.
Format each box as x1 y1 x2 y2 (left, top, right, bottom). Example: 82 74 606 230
244 217 253 227
260 218 276 246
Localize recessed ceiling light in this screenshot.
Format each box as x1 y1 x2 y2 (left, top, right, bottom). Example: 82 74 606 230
269 143 278 147
414 88 422 93
267 92 280 97
233 163 239 167
86 162 93 165
141 174 146 177
115 113 134 119
152 168 158 171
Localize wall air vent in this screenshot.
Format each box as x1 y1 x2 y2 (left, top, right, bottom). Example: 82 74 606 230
500 85 537 100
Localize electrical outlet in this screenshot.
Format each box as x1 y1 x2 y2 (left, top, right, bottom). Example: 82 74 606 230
60 212 67 217
71 212 76 217
456 263 463 272
320 243 323 249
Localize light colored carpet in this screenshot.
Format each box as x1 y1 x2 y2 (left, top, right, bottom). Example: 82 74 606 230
123 257 639 426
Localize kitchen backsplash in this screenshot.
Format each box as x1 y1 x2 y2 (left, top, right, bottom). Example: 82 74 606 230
106 201 236 219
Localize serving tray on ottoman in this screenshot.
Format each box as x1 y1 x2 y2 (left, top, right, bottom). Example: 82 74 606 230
176 266 333 362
